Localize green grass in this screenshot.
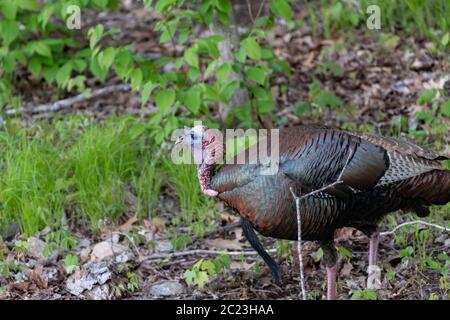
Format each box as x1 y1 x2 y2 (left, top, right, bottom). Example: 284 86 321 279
162 157 218 237
0 115 213 239
302 0 450 49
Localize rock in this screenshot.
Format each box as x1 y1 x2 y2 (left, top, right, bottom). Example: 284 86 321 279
66 261 112 296
149 281 185 297
90 241 127 262
27 237 46 260
114 251 133 264
85 284 110 300
444 238 450 247
155 240 172 252
77 239 91 249
79 247 92 261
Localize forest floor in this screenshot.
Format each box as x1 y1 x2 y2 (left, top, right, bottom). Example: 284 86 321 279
1 3 449 300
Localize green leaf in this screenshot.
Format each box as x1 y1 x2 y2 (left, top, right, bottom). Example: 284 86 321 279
155 88 175 113
143 0 153 9
178 28 190 44
129 123 147 139
90 54 108 81
155 0 176 13
336 245 352 258
38 5 55 29
204 60 217 79
195 271 209 288
34 41 52 57
92 0 108 8
164 115 179 136
214 0 231 13
441 32 449 47
441 100 450 118
245 66 265 85
17 0 40 11
235 47 246 63
188 67 200 81
1 1 18 19
220 80 239 102
255 16 269 28
201 260 216 275
141 82 158 107
313 91 342 108
184 269 196 286
270 0 292 21
184 88 201 114
241 37 261 61
64 255 79 275
216 62 231 82
88 24 104 49
43 66 58 84
130 68 143 91
293 101 311 116
72 59 87 73
257 99 274 113
114 49 133 79
100 47 116 70
184 48 199 68
1 20 20 46
417 89 436 105
330 2 343 20
56 62 72 87
28 57 42 76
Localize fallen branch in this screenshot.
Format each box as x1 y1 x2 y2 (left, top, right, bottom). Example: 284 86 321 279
289 146 354 300
112 231 142 258
141 248 277 261
5 84 131 116
380 220 450 236
290 190 307 300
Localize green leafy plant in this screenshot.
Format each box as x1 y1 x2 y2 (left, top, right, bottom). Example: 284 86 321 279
184 254 232 288
64 254 79 274
351 289 377 300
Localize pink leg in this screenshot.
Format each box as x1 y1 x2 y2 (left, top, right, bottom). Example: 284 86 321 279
368 232 379 266
326 265 337 300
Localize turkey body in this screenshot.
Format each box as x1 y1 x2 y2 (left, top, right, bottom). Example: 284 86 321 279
209 126 450 265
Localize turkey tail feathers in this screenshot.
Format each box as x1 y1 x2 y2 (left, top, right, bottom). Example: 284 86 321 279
396 169 450 205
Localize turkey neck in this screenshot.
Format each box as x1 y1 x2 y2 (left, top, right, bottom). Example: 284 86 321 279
197 132 224 191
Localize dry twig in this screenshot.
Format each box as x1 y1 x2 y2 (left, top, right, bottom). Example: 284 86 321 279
142 248 277 261
380 220 450 236
289 146 354 300
5 84 131 115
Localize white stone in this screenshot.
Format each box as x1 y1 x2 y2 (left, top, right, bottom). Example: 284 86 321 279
90 241 127 262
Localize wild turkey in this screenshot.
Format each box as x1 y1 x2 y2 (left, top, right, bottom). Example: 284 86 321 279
175 124 450 299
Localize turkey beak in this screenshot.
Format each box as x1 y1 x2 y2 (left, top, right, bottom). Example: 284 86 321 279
175 126 191 145
175 136 183 145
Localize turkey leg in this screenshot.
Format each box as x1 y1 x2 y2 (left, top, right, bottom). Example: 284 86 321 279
368 232 379 266
319 240 338 300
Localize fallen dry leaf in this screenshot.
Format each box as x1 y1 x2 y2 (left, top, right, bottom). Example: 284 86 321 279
118 215 138 232
340 261 354 277
10 281 30 293
25 265 48 289
220 213 239 224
